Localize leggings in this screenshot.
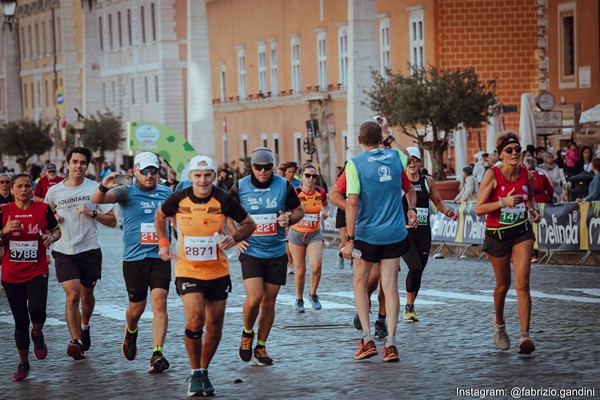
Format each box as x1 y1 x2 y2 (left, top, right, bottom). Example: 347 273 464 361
1 274 48 350
401 227 432 296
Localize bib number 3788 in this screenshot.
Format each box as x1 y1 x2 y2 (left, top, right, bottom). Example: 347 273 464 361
10 241 39 263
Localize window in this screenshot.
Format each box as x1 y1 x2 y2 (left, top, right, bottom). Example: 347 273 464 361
151 3 156 42
112 81 116 107
558 2 576 87
258 43 267 95
20 25 24 60
409 8 424 68
219 62 226 103
102 82 106 108
131 78 135 104
35 22 39 57
291 35 301 94
49 17 54 53
317 31 327 90
237 47 247 100
127 9 132 46
42 20 47 55
23 83 27 109
294 132 302 165
108 14 113 50
144 76 149 103
261 133 268 148
56 17 62 52
45 80 49 106
222 134 229 164
342 130 348 163
338 25 348 90
241 134 249 159
117 11 122 48
28 24 33 58
379 17 390 73
99 16 103 51
155 75 159 102
273 134 280 165
270 41 278 96
30 83 34 109
140 6 146 44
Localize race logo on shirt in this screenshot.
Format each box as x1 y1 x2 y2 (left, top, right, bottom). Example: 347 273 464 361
378 166 391 182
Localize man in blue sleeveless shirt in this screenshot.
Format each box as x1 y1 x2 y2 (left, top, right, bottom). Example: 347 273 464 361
92 152 173 373
230 147 304 366
343 121 418 363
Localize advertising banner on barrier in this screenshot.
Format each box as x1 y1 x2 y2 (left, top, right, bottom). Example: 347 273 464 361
535 202 582 251
584 202 600 251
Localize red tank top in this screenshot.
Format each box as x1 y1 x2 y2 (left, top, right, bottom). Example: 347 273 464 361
486 166 530 228
1 202 52 283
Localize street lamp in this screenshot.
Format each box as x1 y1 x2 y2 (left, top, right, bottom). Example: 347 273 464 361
0 0 17 31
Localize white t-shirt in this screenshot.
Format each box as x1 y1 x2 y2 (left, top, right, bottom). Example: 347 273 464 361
45 178 114 255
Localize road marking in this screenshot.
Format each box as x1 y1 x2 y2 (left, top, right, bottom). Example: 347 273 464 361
321 291 445 305
565 288 600 297
0 314 65 326
479 289 600 303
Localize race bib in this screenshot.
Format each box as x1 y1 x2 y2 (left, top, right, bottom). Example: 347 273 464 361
416 207 429 226
298 213 318 229
140 223 158 245
183 236 217 261
500 203 526 225
9 240 39 263
253 213 278 236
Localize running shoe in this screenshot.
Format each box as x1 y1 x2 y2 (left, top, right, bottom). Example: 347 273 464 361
374 318 388 340
337 256 345 270
493 318 510 351
294 299 305 313
382 345 399 362
354 339 378 360
518 332 535 355
81 327 91 351
12 362 30 382
200 370 215 395
148 351 170 373
353 313 362 330
239 330 254 362
67 340 85 360
252 346 274 366
531 255 538 263
309 294 322 310
31 331 48 360
287 263 295 274
404 304 419 322
187 370 204 397
122 327 138 361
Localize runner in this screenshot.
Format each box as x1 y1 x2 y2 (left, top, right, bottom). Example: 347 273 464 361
44 147 117 360
288 163 328 312
283 161 301 274
1 174 60 382
402 147 457 322
475 131 540 355
92 152 173 373
343 121 417 362
155 155 255 397
230 147 304 366
33 163 64 202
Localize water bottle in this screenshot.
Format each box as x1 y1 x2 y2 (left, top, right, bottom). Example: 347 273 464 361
338 248 362 259
213 232 238 259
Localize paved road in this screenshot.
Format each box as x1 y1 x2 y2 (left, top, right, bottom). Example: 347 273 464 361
1 225 599 399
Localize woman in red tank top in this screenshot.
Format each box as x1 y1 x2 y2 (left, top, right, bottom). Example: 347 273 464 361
475 131 541 356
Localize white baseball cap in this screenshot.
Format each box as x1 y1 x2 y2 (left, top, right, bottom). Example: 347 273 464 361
406 147 421 160
134 152 159 169
188 155 217 173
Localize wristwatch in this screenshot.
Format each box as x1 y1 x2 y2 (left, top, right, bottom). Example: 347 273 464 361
92 210 98 218
344 234 355 241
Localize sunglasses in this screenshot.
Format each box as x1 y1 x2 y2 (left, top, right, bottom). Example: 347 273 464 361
304 173 319 179
139 167 159 175
253 164 273 171
504 146 522 155
0 180 9 184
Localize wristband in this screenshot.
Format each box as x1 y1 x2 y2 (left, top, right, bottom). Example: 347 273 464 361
382 135 396 148
98 184 109 193
445 209 452 216
158 238 170 248
498 197 504 207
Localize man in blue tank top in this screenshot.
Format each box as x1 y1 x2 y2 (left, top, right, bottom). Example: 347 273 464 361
343 120 418 363
92 152 173 374
230 147 304 366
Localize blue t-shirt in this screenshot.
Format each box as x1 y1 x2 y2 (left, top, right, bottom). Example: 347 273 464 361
112 183 172 261
346 148 408 245
236 175 290 258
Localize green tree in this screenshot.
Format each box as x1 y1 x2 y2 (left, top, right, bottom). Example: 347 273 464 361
82 110 124 172
366 65 496 181
0 119 53 172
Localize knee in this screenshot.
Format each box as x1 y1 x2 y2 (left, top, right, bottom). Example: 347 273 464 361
185 317 204 332
65 291 81 305
260 296 276 310
514 278 530 293
29 309 46 325
495 282 510 295
245 294 262 309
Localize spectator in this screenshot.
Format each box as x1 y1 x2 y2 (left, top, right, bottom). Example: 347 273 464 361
453 166 478 202
99 161 112 181
555 149 565 169
578 158 600 202
535 146 546 166
33 163 64 201
574 146 594 174
216 167 234 191
165 169 179 191
525 157 553 204
277 163 286 177
536 151 563 201
564 141 579 178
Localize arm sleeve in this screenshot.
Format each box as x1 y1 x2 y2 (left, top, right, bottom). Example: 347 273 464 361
346 160 360 195
160 189 188 217
45 205 59 231
217 190 249 223
285 182 302 210
109 185 130 205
